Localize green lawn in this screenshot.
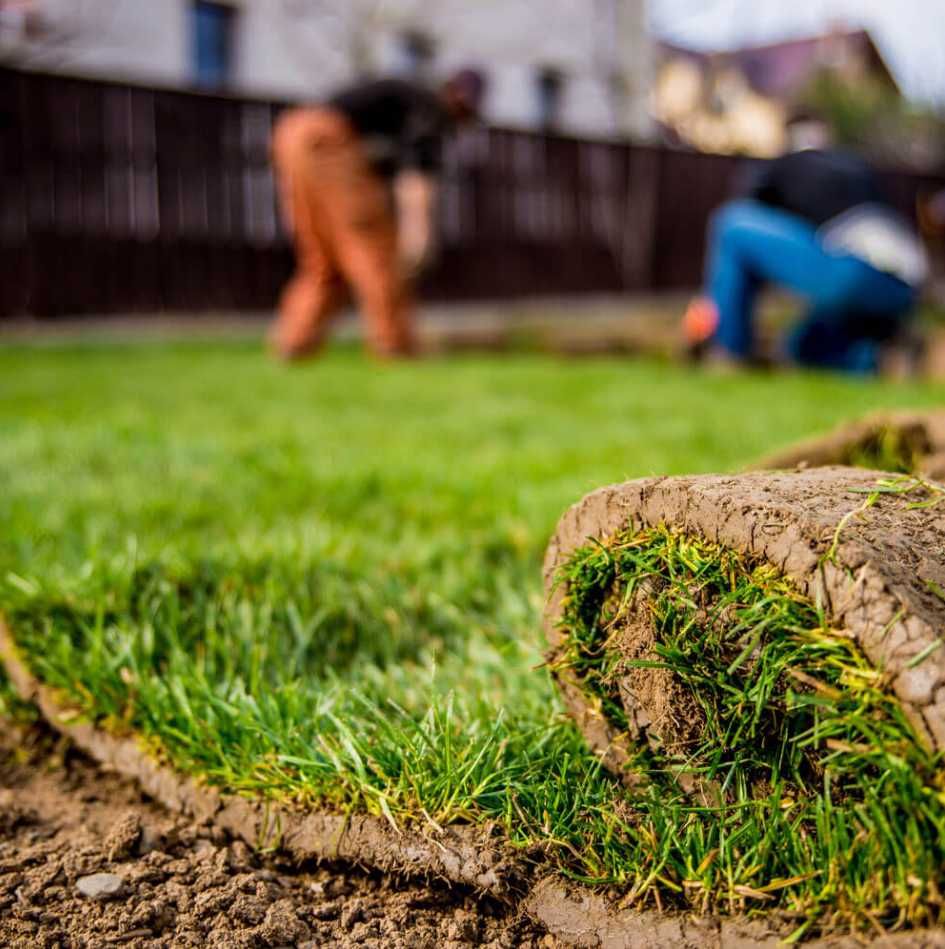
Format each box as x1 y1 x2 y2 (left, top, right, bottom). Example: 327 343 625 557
3 338 945 930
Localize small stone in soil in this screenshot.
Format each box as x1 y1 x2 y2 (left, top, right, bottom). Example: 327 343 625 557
76 872 127 900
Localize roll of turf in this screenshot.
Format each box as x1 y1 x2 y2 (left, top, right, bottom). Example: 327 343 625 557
755 410 945 478
544 466 945 779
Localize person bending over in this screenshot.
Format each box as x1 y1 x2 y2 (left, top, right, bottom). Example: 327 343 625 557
270 70 485 360
684 148 928 373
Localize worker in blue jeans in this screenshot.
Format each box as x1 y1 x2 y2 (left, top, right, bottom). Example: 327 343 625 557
684 149 928 373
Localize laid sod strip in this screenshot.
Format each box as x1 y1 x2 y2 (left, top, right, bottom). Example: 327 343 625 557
0 619 520 891
755 409 945 477
544 466 945 931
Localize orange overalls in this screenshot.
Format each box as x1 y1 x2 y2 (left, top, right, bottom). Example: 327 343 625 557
270 107 415 359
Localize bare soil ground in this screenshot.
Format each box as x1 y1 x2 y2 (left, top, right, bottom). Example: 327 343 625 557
0 725 549 949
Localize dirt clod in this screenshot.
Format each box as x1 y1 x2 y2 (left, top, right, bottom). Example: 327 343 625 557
105 812 142 861
608 584 705 758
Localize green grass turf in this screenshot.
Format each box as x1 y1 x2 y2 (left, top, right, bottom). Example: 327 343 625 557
3 337 945 929
556 523 945 932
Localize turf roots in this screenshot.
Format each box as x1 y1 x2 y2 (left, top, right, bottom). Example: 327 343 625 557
553 525 945 933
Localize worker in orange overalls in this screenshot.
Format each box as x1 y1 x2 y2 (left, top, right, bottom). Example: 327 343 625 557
269 71 485 360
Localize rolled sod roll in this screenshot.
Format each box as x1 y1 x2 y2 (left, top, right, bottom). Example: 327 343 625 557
543 466 945 780
755 410 945 479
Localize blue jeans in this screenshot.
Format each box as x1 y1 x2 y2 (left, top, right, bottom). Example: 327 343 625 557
706 200 916 372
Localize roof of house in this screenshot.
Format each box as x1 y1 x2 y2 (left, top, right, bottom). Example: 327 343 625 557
657 29 900 99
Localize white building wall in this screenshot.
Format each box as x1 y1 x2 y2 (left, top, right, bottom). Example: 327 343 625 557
368 0 652 137
0 0 187 87
0 0 653 139
230 4 353 100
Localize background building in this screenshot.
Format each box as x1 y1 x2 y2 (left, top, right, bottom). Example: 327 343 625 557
652 29 910 158
0 0 654 140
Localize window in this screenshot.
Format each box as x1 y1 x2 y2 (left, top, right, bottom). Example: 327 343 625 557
398 29 435 78
191 0 236 90
536 66 565 130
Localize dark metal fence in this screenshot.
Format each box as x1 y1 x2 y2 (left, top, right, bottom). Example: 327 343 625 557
1 67 943 318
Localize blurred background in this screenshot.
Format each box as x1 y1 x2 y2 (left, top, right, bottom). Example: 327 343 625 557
1 0 943 334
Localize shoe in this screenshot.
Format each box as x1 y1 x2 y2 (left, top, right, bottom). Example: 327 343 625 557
879 329 928 379
681 296 719 362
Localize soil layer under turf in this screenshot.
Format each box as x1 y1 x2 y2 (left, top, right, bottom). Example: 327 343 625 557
5 340 945 942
